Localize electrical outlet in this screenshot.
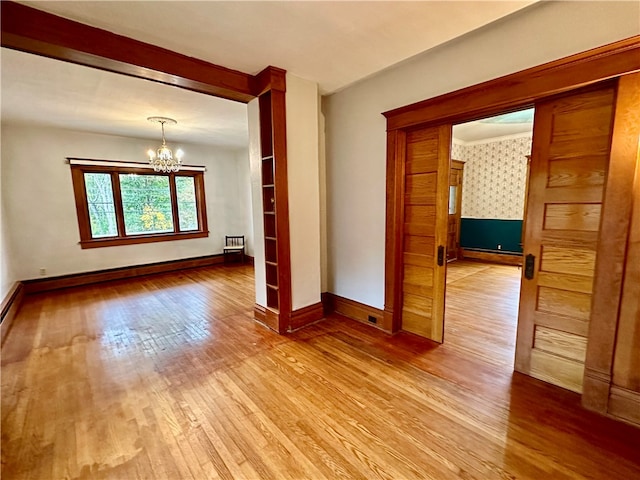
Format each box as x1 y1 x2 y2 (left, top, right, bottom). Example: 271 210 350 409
497 244 502 250
368 315 377 324
39 267 46 276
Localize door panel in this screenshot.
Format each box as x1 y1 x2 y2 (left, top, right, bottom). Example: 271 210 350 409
400 125 451 342
447 160 464 261
515 84 616 393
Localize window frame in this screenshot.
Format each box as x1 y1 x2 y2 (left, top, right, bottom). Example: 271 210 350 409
70 160 208 249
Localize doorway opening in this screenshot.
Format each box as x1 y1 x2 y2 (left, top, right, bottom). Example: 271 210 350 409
444 108 534 371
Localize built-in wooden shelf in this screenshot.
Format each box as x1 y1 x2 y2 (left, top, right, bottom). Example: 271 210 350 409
257 72 291 330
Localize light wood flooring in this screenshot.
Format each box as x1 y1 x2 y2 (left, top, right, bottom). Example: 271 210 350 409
2 262 640 479
445 261 520 370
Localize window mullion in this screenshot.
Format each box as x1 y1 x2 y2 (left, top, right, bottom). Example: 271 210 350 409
169 173 180 233
112 172 126 238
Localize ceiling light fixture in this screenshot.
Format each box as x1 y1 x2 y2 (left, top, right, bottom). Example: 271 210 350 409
147 116 184 172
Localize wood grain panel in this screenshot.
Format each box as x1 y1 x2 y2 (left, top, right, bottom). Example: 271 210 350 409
582 73 640 417
541 230 599 250
402 292 433 317
547 157 607 188
540 246 596 277
537 287 592 321
404 235 435 255
534 326 588 362
515 84 615 394
402 309 433 337
404 205 436 236
534 311 590 337
405 173 437 205
399 125 450 342
405 151 438 175
544 204 601 231
403 252 434 268
405 205 436 224
530 349 585 393
612 198 640 389
537 271 593 294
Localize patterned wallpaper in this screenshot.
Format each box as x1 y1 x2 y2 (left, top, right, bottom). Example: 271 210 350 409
455 135 532 220
451 142 465 161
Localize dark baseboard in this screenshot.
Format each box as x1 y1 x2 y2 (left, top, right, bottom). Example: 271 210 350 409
324 292 390 333
1 282 25 345
290 302 324 331
254 304 267 323
460 248 523 266
321 292 333 316
22 254 227 294
608 386 640 427
254 301 324 333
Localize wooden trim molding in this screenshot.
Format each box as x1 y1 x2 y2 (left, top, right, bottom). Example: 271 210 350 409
22 254 225 294
289 302 324 331
69 161 209 249
326 293 390 334
583 72 640 413
253 300 322 334
383 35 640 130
1 282 25 345
384 37 640 420
460 249 523 266
0 1 255 103
253 304 267 324
608 386 640 427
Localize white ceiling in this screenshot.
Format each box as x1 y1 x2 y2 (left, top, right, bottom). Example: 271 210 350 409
453 109 535 143
1 48 250 148
19 1 536 94
2 1 538 147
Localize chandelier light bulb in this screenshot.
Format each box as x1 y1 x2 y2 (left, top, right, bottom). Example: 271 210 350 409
146 116 183 173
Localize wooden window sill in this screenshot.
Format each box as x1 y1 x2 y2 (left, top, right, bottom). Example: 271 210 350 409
79 231 209 249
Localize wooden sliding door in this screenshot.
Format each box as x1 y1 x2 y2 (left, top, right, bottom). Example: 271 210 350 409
515 83 617 393
399 125 451 342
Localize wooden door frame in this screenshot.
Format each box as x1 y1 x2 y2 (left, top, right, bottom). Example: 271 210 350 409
383 36 640 414
1 1 294 333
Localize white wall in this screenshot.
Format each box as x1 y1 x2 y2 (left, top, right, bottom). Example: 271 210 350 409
248 98 267 307
249 74 323 312
1 124 252 281
324 1 640 309
0 145 16 298
286 74 321 310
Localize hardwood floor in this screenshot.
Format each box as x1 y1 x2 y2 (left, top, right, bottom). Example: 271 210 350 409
2 263 639 479
445 261 520 370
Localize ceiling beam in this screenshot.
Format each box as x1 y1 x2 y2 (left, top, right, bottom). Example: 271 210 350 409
1 1 256 103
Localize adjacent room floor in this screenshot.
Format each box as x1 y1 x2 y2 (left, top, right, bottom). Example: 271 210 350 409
444 260 521 371
2 263 639 479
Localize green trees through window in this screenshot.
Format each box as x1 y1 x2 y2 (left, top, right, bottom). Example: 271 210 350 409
71 162 208 248
85 173 118 238
120 174 173 235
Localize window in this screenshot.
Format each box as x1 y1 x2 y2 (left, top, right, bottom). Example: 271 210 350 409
70 159 208 248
